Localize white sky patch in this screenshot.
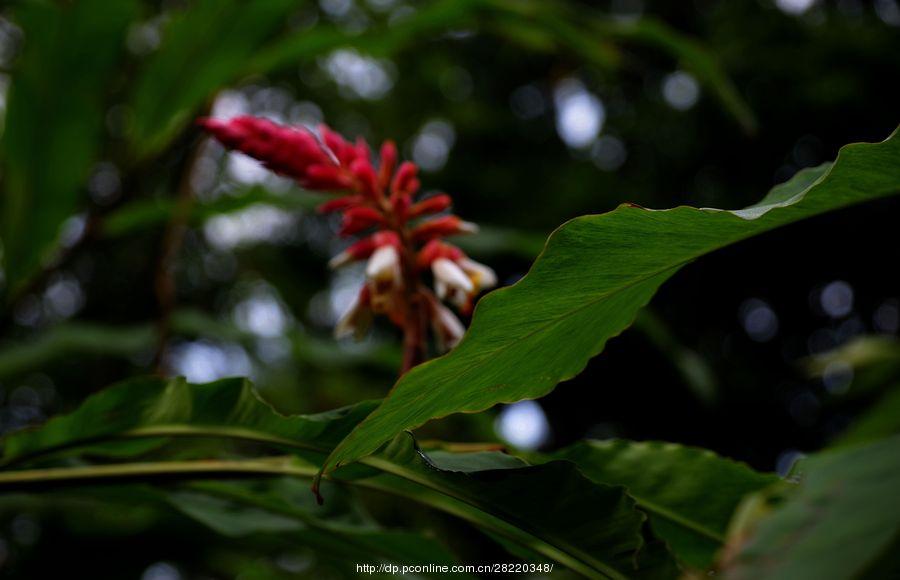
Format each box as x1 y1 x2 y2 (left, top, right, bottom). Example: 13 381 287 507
740 298 780 342
819 280 854 318
775 0 817 14
233 284 292 338
204 205 297 251
495 400 551 450
554 78 605 149
322 49 395 100
167 340 253 383
412 119 456 172
661 71 700 111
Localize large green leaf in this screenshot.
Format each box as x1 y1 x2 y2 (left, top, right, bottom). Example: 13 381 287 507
362 434 674 580
0 376 377 466
166 479 469 577
127 0 295 158
0 0 136 297
320 128 900 476
723 435 900 580
544 440 777 569
0 377 673 578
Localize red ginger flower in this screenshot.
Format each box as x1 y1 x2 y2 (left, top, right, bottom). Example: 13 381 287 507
198 115 496 370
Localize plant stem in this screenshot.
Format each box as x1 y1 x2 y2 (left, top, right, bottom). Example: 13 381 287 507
399 245 427 374
151 133 205 372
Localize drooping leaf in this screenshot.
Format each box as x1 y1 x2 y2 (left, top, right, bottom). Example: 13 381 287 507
723 435 900 580
320 128 900 477
0 0 136 297
542 440 777 569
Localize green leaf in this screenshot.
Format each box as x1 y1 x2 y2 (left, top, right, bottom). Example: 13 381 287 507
166 480 468 576
833 384 900 448
0 377 672 578
362 434 674 580
127 0 295 158
723 435 900 580
0 376 377 466
546 440 777 569
320 128 900 477
0 0 136 297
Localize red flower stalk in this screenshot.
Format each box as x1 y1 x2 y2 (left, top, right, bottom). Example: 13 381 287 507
198 115 496 373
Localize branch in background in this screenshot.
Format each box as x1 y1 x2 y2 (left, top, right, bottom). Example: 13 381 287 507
151 130 206 372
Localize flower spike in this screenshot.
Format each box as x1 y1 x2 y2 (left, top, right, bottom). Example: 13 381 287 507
200 116 495 372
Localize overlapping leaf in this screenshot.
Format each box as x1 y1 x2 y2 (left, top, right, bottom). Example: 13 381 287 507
723 435 900 580
127 0 296 158
0 377 674 578
544 440 777 569
0 376 377 466
320 129 900 477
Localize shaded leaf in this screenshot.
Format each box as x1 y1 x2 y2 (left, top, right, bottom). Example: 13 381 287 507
833 384 900 447
724 435 900 580
0 376 377 466
166 480 467 577
362 434 674 580
0 0 136 297
0 377 673 578
546 440 776 569
127 0 295 158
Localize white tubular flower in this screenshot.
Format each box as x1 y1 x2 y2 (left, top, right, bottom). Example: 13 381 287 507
458 257 497 291
431 302 466 352
328 250 354 269
431 258 473 300
335 288 373 340
366 245 401 286
366 245 402 314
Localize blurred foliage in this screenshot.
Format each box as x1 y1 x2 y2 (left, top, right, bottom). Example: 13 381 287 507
0 0 898 577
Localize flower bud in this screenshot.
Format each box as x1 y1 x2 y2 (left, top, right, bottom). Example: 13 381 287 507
339 207 386 237
328 230 400 269
409 194 452 218
391 161 419 197
304 163 353 190
350 158 379 198
317 195 364 214
416 239 464 270
411 216 478 242
378 140 398 190
198 116 328 180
